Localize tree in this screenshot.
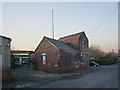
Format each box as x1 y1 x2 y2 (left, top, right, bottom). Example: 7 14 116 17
89 44 105 59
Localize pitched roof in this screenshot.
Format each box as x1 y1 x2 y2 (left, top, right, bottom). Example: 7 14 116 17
59 31 84 41
0 35 12 41
45 37 78 52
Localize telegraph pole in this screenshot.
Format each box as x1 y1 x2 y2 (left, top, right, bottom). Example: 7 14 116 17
52 10 54 39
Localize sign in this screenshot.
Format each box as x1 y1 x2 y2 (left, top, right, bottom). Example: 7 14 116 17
41 53 46 56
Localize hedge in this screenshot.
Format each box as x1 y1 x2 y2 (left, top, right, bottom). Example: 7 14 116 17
90 59 117 65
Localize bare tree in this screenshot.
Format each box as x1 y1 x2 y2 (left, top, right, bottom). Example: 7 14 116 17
89 44 105 59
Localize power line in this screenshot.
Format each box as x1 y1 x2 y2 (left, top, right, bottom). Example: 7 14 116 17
88 4 119 35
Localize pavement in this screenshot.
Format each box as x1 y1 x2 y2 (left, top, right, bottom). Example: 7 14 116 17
6 63 119 88
33 64 119 88
9 65 96 88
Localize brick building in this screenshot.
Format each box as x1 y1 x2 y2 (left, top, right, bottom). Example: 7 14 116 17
118 50 120 60
34 31 89 73
59 31 89 62
0 35 11 82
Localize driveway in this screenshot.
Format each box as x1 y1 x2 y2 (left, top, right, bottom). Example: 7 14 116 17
31 64 119 88
10 64 119 88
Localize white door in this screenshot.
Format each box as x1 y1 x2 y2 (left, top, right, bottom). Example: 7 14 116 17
43 55 46 64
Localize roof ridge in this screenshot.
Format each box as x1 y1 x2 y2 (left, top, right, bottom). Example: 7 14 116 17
45 36 67 45
59 31 84 40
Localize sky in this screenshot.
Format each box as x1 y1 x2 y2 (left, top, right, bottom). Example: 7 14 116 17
1 1 118 53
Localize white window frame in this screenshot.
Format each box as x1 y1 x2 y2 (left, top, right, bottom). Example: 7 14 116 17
41 53 46 64
81 54 83 56
42 55 46 64
83 40 85 44
84 54 86 61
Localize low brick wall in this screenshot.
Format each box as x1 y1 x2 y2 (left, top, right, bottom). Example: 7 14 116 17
2 68 10 82
38 64 89 73
38 65 59 73
60 66 77 73
60 64 89 73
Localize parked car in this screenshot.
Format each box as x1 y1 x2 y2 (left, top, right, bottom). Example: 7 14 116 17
90 61 99 67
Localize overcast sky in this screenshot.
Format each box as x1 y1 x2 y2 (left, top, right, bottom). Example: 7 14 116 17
1 2 118 52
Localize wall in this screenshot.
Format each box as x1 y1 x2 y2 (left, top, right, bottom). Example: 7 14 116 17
79 33 89 52
0 37 2 89
79 33 89 65
60 51 76 72
60 51 78 67
35 37 59 72
2 38 11 69
59 51 83 72
59 34 80 49
1 37 11 82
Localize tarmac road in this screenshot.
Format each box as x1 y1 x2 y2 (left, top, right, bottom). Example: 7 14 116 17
35 64 118 88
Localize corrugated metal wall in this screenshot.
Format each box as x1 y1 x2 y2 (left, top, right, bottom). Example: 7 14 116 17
0 37 2 89
0 36 11 82
2 38 11 68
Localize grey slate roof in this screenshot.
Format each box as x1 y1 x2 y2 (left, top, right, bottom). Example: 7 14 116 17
45 37 78 52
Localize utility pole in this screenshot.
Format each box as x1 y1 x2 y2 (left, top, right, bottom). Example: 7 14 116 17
52 10 54 39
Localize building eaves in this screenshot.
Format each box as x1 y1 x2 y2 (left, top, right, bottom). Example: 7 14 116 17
0 35 12 41
59 31 84 40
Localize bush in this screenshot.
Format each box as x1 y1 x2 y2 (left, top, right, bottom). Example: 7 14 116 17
90 53 118 65
90 59 117 65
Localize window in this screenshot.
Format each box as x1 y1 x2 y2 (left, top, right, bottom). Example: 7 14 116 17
42 55 46 64
86 54 89 60
83 41 86 44
41 53 46 64
84 54 86 61
83 40 86 47
81 54 83 56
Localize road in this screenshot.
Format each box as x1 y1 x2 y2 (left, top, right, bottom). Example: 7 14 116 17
33 64 118 88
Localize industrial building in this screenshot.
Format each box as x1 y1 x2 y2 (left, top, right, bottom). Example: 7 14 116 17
0 35 12 82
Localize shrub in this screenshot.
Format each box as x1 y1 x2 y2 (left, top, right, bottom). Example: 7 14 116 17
90 59 117 65
90 53 118 65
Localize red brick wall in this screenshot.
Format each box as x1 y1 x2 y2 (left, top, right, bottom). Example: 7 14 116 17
59 51 89 73
59 32 89 52
59 64 89 73
38 65 59 73
35 37 59 72
2 68 10 82
59 35 80 49
60 51 78 66
79 33 89 52
60 66 77 72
